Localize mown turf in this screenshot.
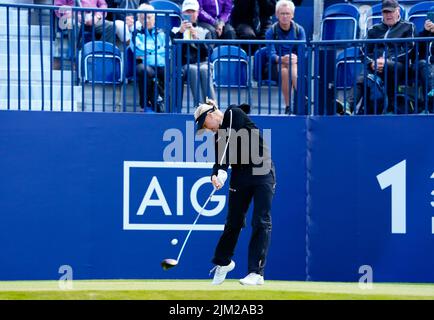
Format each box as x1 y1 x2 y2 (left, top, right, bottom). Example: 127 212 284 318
0 280 433 300
1 290 434 300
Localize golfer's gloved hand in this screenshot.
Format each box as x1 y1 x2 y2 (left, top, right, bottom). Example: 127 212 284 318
212 170 227 190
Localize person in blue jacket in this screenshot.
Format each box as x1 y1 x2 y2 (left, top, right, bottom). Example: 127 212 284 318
132 3 169 112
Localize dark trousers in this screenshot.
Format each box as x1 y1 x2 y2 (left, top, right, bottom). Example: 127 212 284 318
414 60 434 113
76 20 115 49
234 23 262 53
212 180 275 276
136 64 165 112
235 24 257 40
232 0 274 38
350 61 405 114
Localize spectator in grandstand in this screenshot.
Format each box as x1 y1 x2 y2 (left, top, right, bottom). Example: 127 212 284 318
197 0 236 39
231 0 276 41
131 3 169 112
264 0 306 115
106 0 149 45
412 17 434 113
345 0 415 115
54 0 116 46
171 0 216 106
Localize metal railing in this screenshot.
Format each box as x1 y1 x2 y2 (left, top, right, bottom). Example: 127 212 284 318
0 3 175 112
1 3 434 115
172 39 307 115
312 37 434 115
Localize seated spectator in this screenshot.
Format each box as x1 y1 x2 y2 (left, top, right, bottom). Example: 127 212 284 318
412 17 434 113
231 0 276 41
172 0 216 106
54 0 116 47
197 0 236 39
345 0 415 115
265 0 305 115
131 3 169 112
106 0 149 45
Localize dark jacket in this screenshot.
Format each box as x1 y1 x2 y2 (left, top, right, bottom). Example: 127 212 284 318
265 21 306 63
212 105 273 186
417 28 434 64
172 24 213 66
231 0 275 27
364 19 415 65
106 0 148 20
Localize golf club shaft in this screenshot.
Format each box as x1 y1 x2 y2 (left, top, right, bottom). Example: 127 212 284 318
176 187 217 262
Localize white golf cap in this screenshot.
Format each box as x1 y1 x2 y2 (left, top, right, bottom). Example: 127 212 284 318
182 0 199 12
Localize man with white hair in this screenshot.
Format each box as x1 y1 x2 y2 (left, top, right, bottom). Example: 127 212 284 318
194 99 276 286
265 0 306 115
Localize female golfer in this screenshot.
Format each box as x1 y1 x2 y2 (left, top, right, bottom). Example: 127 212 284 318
194 99 276 286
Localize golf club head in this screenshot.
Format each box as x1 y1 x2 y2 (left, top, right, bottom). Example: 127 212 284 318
161 258 178 270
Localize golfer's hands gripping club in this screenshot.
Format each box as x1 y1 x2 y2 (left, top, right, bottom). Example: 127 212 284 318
212 170 227 190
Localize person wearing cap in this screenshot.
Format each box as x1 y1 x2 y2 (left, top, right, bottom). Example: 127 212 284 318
194 99 276 286
412 10 434 114
171 0 216 107
197 0 236 39
346 0 415 114
265 0 306 115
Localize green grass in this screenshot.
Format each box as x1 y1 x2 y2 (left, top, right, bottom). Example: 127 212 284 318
0 280 433 300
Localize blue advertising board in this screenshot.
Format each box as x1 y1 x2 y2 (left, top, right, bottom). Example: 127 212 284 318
0 111 307 281
307 116 434 282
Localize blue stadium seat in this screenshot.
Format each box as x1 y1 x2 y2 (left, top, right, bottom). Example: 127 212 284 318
408 1 434 35
365 3 406 32
80 41 123 84
335 47 363 89
211 46 248 87
321 3 360 40
149 0 182 31
253 47 277 86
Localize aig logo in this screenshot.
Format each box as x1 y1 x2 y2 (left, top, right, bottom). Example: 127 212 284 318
123 161 226 231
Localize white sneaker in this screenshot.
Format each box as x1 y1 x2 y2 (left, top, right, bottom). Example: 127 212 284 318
239 273 264 286
210 260 235 285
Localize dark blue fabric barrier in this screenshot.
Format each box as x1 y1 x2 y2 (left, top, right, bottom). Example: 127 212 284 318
1 111 433 282
307 116 434 282
0 111 306 280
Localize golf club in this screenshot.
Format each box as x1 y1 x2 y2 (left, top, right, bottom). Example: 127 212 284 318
161 187 218 270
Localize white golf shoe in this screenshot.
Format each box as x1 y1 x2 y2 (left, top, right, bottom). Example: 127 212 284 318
239 273 265 286
210 260 235 285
